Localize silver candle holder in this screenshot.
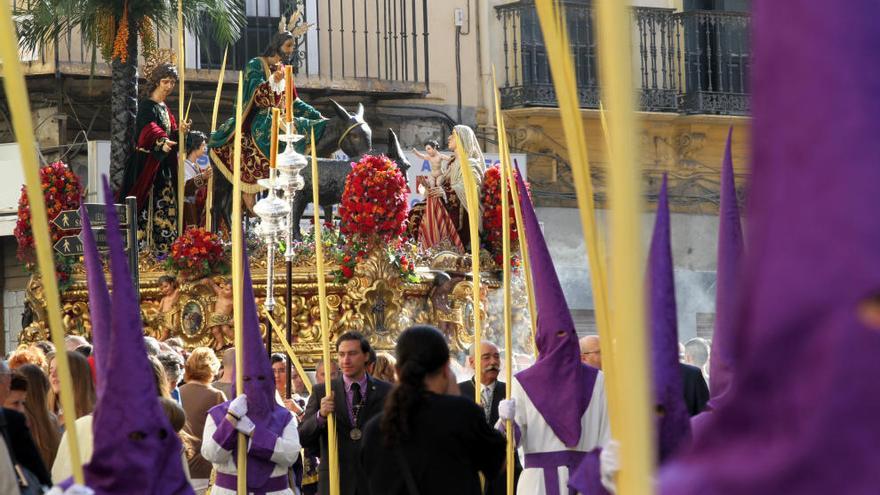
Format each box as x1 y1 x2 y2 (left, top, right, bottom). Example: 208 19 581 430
254 165 292 313
274 121 308 259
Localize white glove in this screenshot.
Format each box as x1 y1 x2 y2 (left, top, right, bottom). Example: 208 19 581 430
235 415 256 436
498 398 516 421
228 394 248 418
600 439 620 495
46 485 95 495
67 486 96 495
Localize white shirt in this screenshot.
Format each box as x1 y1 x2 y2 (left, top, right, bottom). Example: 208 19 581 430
201 412 301 495
511 372 611 495
52 415 94 484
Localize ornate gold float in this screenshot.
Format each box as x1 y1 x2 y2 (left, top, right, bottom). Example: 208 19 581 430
19 245 534 365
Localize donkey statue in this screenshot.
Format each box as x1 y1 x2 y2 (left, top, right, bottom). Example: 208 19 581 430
289 128 412 240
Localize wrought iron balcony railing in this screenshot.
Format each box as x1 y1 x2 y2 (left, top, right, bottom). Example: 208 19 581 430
17 0 430 96
494 1 750 115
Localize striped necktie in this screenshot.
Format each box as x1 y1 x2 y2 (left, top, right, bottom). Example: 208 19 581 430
481 384 493 423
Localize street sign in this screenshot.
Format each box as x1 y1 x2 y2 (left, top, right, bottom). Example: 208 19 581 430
53 227 130 256
52 204 128 230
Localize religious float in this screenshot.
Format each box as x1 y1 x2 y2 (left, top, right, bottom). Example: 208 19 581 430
15 141 535 367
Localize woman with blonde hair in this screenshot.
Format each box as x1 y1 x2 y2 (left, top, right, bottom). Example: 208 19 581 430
373 351 398 383
47 350 96 426
8 344 48 370
179 347 226 488
17 364 61 468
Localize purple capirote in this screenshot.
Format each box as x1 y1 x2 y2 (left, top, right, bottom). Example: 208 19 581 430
707 126 744 409
75 177 193 494
647 175 691 464
659 2 880 493
512 165 598 448
80 204 110 399
207 237 293 491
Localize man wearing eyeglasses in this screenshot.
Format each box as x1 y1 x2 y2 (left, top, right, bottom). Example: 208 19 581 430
579 335 602 369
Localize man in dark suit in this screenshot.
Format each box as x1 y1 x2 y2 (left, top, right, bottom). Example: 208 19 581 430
458 341 521 495
300 332 392 495
680 362 710 416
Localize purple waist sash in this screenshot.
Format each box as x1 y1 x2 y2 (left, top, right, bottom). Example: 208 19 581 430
214 472 290 494
524 450 587 495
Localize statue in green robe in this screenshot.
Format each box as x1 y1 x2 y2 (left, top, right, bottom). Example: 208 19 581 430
208 30 326 203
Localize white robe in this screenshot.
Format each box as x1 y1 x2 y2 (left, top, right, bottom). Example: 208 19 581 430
201 413 301 495
511 371 610 495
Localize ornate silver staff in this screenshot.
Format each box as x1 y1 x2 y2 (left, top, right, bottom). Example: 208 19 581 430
274 120 307 398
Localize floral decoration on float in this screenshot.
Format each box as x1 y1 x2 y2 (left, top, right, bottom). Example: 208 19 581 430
335 154 416 282
164 227 230 281
480 164 528 266
14 162 83 290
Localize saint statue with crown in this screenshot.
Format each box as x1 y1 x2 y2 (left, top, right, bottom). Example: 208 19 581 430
208 12 325 211
117 49 190 254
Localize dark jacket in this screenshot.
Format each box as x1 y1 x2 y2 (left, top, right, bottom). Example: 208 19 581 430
299 375 392 495
680 363 710 416
0 407 52 486
359 392 506 495
458 379 506 426
458 379 522 495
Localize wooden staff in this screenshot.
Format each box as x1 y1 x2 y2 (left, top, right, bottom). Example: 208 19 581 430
533 0 622 463
205 46 228 230
177 0 185 235
312 129 341 495
453 131 483 406
595 0 654 491
231 71 248 494
0 6 84 484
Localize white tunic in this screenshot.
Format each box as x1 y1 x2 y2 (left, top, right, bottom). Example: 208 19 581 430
512 371 610 495
201 413 301 495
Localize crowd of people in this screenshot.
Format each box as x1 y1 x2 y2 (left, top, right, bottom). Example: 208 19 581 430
4 318 699 494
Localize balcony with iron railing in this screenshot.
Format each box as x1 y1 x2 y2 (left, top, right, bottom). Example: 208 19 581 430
494 0 750 115
16 0 430 97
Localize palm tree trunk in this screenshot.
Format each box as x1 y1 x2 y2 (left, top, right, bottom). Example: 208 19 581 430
109 20 139 193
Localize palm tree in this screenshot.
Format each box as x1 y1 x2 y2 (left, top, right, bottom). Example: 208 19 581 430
15 0 246 190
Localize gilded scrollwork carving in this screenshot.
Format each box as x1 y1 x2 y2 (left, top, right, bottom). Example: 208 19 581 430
20 248 508 367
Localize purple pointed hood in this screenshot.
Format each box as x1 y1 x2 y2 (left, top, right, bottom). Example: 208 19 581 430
234 242 279 418
648 176 691 463
207 239 292 486
513 166 597 447
707 127 744 408
80 206 110 399
82 177 193 495
660 2 880 493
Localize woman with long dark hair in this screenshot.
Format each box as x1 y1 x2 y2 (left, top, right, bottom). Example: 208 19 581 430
17 364 61 469
360 325 506 495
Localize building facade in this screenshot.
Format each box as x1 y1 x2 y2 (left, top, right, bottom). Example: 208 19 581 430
0 0 750 351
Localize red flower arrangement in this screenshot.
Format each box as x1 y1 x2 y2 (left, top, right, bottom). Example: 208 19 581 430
165 227 229 280
14 162 83 290
480 165 528 264
339 154 409 246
